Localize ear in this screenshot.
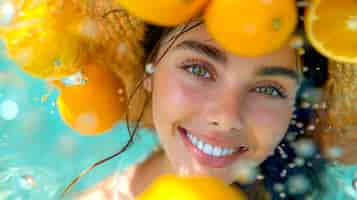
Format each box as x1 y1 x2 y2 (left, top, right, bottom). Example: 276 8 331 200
143 75 153 92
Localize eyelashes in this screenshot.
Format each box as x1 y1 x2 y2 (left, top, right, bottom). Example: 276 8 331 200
180 58 288 99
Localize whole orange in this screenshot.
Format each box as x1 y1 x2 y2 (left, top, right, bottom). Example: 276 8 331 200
204 0 298 57
54 64 127 135
116 0 209 26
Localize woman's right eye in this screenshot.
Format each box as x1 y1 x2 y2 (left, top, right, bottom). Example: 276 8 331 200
182 63 213 80
187 64 211 78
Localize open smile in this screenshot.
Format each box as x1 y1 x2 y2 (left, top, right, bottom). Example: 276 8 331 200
178 126 249 168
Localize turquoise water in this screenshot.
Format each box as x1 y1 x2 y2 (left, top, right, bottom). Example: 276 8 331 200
0 42 159 199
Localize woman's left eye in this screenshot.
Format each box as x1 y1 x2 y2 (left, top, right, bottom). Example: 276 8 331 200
255 86 286 98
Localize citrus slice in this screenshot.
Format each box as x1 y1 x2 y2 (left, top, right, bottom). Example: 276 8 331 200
305 0 357 63
204 0 298 57
116 0 208 26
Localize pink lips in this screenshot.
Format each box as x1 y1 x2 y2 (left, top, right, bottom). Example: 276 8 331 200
178 126 248 168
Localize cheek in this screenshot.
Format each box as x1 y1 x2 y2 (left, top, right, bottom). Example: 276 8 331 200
246 99 293 152
152 69 206 125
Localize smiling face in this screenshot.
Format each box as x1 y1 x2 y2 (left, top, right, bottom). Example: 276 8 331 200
144 21 301 184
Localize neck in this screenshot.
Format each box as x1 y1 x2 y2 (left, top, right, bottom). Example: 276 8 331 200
130 150 175 197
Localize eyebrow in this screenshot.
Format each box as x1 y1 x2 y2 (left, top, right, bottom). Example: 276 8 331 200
256 66 300 83
174 40 228 64
174 40 300 83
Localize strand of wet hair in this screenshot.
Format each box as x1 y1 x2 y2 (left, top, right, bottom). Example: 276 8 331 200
60 78 149 198
155 19 202 62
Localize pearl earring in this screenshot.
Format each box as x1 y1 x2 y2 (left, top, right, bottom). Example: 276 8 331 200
145 63 156 74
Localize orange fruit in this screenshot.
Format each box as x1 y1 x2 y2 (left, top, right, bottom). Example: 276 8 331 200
53 64 127 135
305 0 357 63
116 0 208 26
0 1 83 79
137 174 247 200
204 0 298 57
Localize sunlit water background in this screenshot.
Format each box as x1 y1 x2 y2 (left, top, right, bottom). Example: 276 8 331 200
0 41 158 199
0 38 356 199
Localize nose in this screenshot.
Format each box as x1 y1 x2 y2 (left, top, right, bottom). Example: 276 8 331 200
206 90 244 133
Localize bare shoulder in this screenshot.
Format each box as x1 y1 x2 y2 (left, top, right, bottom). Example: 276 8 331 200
75 150 167 200
75 166 139 200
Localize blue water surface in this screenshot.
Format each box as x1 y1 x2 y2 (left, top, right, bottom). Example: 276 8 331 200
0 42 159 200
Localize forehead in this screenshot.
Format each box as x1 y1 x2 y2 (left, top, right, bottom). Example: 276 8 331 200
164 21 298 71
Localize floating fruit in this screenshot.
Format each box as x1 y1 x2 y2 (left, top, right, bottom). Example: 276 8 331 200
204 0 298 57
116 0 208 26
137 174 247 200
53 63 127 135
305 0 357 63
0 1 84 78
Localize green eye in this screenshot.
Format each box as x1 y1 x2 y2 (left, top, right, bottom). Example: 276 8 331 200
255 86 285 98
186 64 211 79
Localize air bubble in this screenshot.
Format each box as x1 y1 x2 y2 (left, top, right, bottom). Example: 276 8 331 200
0 99 19 120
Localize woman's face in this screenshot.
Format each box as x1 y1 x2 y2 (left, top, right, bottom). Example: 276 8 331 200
144 22 300 183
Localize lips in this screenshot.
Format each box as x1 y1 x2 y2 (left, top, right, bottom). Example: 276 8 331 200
178 126 248 168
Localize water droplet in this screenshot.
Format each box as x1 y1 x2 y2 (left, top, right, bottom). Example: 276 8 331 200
296 122 304 128
301 101 311 108
61 71 87 86
347 16 357 30
280 169 287 177
297 48 305 55
290 35 304 49
0 99 19 120
117 88 124 95
75 113 98 133
117 43 128 54
320 102 327 109
273 183 285 192
312 103 320 109
287 175 310 195
19 175 36 190
296 1 310 8
306 124 315 131
327 146 344 158
279 192 286 198
80 17 98 38
294 157 305 166
352 178 357 191
256 174 264 180
293 139 316 158
233 161 258 184
0 2 14 25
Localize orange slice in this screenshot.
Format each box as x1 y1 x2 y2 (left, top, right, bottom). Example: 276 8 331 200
305 0 357 63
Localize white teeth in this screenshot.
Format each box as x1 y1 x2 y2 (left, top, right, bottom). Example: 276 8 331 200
203 143 213 155
213 146 222 156
186 131 240 157
197 140 203 149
